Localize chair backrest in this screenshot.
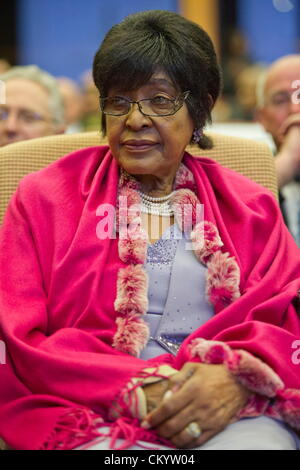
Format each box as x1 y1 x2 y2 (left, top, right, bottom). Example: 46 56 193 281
0 131 278 223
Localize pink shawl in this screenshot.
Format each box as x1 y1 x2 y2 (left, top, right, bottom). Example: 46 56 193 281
0 146 299 450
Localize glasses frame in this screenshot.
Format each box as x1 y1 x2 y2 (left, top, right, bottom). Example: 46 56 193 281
100 91 191 117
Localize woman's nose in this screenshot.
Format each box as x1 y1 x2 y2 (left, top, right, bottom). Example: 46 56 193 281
125 103 152 129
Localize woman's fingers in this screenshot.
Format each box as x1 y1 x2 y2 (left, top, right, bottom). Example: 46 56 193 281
152 401 201 439
158 415 226 449
143 378 169 413
142 364 197 429
169 423 203 449
170 423 227 449
144 393 228 449
150 396 228 440
168 362 197 392
142 386 189 429
142 362 248 449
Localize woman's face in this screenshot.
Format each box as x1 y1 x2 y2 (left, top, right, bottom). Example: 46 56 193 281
105 71 194 180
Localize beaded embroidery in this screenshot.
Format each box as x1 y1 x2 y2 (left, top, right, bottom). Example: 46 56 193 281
147 226 178 265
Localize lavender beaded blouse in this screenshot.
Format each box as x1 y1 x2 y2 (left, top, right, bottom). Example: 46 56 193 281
140 224 215 360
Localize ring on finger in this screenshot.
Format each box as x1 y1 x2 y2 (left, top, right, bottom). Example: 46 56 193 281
185 422 202 439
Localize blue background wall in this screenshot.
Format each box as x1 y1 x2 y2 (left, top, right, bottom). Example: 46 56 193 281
237 0 300 64
17 0 300 79
17 0 178 81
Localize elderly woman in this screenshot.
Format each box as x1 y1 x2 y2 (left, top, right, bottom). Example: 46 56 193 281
0 10 300 451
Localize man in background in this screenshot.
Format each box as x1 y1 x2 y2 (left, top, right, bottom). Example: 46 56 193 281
0 65 65 147
80 70 101 132
57 77 84 134
256 55 300 245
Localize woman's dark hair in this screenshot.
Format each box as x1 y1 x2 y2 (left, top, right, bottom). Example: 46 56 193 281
93 10 222 149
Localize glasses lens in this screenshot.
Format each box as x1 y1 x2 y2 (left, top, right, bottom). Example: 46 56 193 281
102 97 130 115
141 97 175 116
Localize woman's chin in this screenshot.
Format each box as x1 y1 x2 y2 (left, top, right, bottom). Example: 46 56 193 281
121 164 156 176
118 154 161 175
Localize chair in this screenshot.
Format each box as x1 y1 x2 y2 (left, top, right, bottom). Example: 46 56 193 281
0 131 278 223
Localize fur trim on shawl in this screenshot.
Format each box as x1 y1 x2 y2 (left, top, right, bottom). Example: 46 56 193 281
113 167 241 356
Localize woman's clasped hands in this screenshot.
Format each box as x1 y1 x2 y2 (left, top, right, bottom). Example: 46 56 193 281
142 362 250 449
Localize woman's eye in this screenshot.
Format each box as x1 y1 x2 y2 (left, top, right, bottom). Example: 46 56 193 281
151 96 171 105
108 97 128 110
111 97 127 105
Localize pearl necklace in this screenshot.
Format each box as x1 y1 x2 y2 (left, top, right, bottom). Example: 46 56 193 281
138 190 175 216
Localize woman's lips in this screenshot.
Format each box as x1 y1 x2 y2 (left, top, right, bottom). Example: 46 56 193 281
122 140 158 152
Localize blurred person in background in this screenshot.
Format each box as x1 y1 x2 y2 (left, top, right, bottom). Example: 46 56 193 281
256 55 300 245
80 70 101 131
0 59 11 74
57 77 85 134
234 64 266 121
222 30 253 97
0 65 65 147
213 64 266 123
219 29 254 122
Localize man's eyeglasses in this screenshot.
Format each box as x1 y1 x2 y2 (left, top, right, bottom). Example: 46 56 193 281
100 91 190 117
0 107 49 126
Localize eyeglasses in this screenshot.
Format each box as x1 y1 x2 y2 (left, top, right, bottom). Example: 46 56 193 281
100 91 190 117
0 106 49 126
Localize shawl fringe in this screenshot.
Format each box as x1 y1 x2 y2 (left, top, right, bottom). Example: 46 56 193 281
102 366 179 450
78 417 172 450
109 365 178 421
41 408 103 450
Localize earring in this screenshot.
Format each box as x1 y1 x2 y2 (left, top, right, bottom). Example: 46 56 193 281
192 128 203 144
